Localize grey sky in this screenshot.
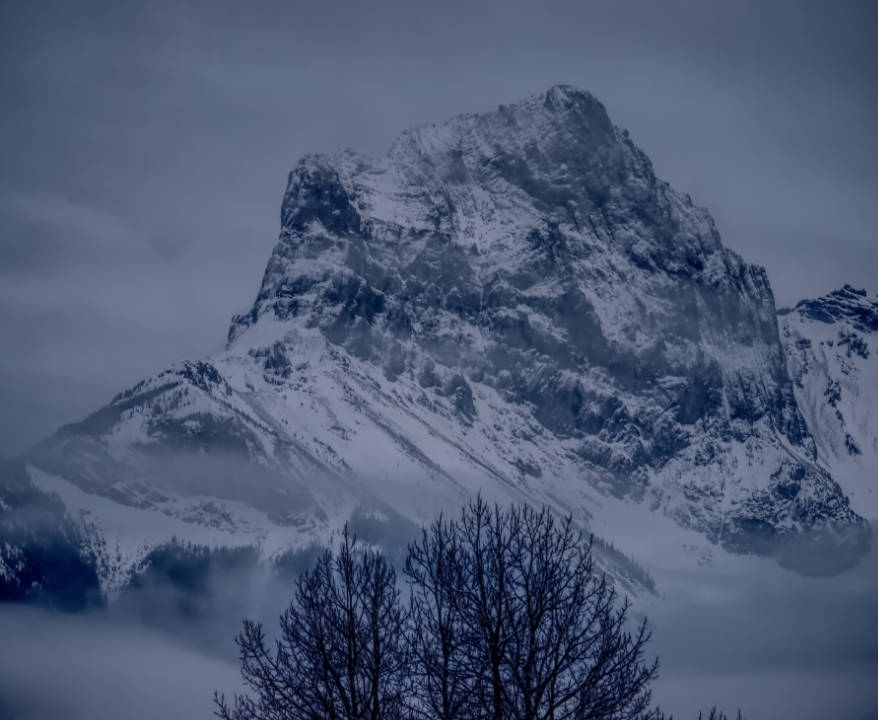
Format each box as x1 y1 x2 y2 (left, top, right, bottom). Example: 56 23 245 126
1 0 876 454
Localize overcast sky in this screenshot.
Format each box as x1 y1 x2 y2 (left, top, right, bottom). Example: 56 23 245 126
1 0 876 454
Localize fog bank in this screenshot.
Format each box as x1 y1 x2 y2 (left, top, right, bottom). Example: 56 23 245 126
650 526 878 720
0 607 239 720
1 530 876 720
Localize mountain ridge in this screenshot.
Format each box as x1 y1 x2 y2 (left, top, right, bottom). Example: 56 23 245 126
779 285 878 519
10 85 871 594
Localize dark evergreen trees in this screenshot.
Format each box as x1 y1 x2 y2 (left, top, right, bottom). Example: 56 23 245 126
0 458 101 611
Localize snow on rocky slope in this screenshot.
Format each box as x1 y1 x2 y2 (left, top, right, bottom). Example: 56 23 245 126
779 285 878 519
18 86 870 593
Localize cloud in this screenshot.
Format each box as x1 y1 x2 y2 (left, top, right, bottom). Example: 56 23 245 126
649 536 878 719
0 606 240 720
0 534 876 720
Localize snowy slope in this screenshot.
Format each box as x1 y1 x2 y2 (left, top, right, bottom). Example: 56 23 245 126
779 285 878 518
21 86 870 591
0 458 100 608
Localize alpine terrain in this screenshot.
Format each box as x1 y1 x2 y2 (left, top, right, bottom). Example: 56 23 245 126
779 285 878 519
4 86 872 600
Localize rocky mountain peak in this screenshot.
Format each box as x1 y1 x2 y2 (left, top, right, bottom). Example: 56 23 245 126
380 84 666 232
779 285 878 520
25 87 870 584
215 86 869 573
780 284 878 332
387 83 614 162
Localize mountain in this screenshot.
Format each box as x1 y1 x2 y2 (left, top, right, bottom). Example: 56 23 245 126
0 458 101 610
15 86 870 594
779 285 878 519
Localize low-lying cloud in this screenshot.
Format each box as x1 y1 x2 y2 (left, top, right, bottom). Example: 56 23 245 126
1 525 876 720
0 606 240 720
650 529 878 719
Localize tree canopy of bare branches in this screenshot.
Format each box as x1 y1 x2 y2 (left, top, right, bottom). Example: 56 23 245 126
406 498 660 720
215 528 408 720
216 499 742 720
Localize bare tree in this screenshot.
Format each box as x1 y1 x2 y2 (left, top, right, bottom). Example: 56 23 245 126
215 527 409 720
405 514 477 720
456 496 514 720
217 501 738 720
697 710 743 720
651 707 744 720
406 497 660 720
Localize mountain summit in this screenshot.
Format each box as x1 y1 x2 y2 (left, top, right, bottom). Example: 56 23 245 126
779 286 878 519
21 86 870 589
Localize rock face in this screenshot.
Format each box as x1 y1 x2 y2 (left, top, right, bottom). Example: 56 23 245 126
24 86 870 586
779 286 878 520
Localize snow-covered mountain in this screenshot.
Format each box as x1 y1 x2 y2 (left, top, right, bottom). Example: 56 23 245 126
12 86 871 594
0 458 101 608
779 285 878 519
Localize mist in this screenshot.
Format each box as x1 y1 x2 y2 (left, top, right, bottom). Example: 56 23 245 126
1 527 876 720
0 607 239 720
649 529 878 720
